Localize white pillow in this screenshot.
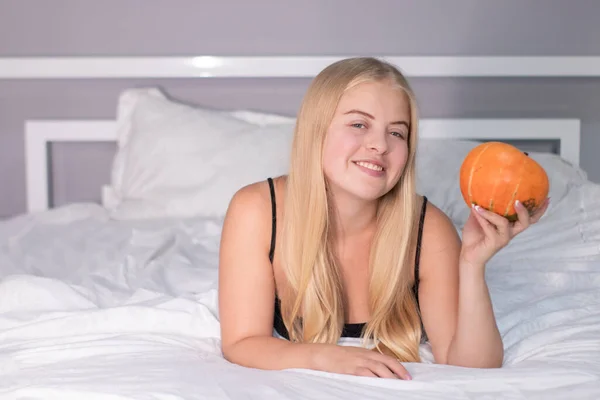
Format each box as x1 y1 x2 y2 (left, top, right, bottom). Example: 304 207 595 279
104 87 585 224
102 88 296 219
227 109 296 126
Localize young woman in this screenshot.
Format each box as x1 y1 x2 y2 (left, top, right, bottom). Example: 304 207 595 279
218 57 549 380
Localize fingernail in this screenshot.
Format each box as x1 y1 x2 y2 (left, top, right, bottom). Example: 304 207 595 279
474 205 483 213
515 200 521 208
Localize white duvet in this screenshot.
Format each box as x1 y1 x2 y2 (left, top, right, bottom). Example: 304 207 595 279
1 180 599 399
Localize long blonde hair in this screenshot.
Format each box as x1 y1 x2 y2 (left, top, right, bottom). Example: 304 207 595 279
279 57 422 362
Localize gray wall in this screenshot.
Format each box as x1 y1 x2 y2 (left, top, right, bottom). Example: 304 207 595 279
1 0 599 218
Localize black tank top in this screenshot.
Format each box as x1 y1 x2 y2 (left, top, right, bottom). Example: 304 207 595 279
267 177 428 341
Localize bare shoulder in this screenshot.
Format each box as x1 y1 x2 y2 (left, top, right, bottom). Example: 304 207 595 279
221 177 284 246
420 199 462 261
225 180 272 218
225 175 285 215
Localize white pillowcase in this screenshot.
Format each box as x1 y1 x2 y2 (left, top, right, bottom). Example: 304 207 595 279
103 87 586 223
102 88 296 219
227 109 296 126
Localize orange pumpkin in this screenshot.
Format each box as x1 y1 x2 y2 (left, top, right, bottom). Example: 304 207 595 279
459 142 549 222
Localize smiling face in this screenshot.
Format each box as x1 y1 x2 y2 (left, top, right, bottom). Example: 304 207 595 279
322 79 411 203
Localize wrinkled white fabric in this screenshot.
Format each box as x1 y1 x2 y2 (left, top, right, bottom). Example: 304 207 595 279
0 176 599 399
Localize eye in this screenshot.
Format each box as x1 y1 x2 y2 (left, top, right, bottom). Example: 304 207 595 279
390 131 406 139
352 123 366 129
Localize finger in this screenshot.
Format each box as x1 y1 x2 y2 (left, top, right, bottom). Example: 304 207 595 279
386 360 413 380
530 198 550 223
474 205 511 232
365 360 398 379
475 206 511 247
471 205 501 238
511 200 532 235
354 367 377 378
372 354 412 380
515 200 531 225
514 198 550 234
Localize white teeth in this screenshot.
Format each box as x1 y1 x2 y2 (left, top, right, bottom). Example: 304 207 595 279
355 161 383 171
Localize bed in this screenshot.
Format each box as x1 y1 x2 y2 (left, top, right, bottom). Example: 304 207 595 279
1 55 599 399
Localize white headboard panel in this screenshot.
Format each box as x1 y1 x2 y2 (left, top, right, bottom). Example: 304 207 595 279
3 56 600 78
25 118 581 214
16 55 589 214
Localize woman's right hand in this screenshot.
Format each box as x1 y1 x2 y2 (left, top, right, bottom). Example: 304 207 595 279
311 344 413 380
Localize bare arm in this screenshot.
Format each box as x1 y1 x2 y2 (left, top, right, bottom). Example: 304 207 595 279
218 182 316 370
444 199 549 367
417 203 503 368
218 182 411 379
445 262 503 368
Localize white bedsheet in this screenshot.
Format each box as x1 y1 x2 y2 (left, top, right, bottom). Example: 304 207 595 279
0 181 599 399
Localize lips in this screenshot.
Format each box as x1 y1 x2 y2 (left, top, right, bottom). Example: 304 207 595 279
352 160 385 172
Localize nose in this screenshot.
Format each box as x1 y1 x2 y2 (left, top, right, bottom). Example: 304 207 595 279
364 129 389 154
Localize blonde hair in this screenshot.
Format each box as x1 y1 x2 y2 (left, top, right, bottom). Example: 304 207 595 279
279 57 422 362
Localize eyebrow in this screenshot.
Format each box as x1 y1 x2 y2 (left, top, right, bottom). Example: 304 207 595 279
343 109 410 129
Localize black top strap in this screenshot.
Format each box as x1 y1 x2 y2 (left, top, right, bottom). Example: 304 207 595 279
267 177 277 263
414 196 428 306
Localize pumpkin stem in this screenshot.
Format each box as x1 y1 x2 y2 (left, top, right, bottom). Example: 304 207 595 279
524 152 529 156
